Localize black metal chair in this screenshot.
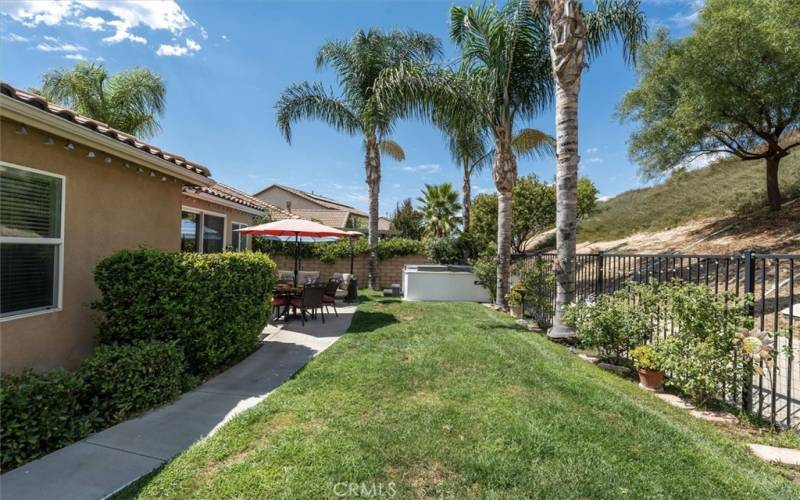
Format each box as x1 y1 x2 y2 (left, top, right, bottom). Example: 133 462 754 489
289 283 326 325
322 278 342 317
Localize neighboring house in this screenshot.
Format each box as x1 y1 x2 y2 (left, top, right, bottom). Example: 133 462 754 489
0 83 285 372
253 183 393 233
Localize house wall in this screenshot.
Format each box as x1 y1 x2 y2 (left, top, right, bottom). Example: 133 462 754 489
254 186 325 212
1 118 184 372
266 253 431 289
180 195 257 251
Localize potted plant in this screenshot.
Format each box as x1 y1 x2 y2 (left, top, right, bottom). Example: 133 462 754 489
629 344 664 391
506 282 525 318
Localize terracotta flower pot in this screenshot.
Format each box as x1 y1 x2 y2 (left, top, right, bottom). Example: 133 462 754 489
637 368 664 391
509 304 522 318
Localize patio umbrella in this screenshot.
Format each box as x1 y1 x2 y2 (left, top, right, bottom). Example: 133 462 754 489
237 218 349 286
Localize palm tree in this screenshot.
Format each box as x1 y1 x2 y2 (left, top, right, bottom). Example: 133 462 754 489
275 29 441 289
529 0 646 338
37 62 166 139
418 183 462 238
376 1 554 307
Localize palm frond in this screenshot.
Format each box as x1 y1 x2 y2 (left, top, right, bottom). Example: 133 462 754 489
584 0 648 64
378 139 405 161
275 81 361 143
512 128 555 160
107 67 166 138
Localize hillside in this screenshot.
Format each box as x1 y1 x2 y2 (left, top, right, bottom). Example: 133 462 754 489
573 152 800 253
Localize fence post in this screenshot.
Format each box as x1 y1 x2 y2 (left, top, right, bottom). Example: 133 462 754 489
595 252 605 297
742 250 755 413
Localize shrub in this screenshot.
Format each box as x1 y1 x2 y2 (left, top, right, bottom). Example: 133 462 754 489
79 340 186 427
0 370 91 471
565 290 652 364
515 259 555 326
472 255 497 302
255 236 425 264
93 249 276 375
426 235 466 264
629 344 661 371
631 280 753 402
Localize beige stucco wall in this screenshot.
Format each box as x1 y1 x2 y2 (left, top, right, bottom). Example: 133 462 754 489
1 118 184 372
180 194 257 251
255 186 322 212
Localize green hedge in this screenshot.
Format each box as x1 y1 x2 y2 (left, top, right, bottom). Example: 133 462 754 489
0 340 185 471
254 237 425 264
93 250 276 375
0 370 91 471
79 340 186 427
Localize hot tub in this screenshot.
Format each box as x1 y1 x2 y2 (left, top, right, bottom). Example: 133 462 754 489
402 264 491 302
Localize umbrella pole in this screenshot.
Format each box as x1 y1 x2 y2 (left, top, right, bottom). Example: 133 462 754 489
293 232 299 287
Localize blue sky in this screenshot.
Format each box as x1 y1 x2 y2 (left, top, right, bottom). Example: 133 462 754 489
1 0 702 215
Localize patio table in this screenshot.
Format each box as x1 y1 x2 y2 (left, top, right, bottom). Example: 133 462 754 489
274 286 302 322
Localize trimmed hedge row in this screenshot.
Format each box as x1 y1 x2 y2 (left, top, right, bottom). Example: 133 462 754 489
0 340 185 471
254 237 426 264
93 250 277 375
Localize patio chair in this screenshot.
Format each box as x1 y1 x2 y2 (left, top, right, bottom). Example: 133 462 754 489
289 283 326 325
322 278 342 317
271 293 288 319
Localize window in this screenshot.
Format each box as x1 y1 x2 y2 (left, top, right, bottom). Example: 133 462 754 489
1 162 64 319
180 208 225 253
231 222 248 252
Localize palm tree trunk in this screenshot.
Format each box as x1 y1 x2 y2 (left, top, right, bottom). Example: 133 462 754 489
547 0 585 338
365 134 381 290
765 155 783 211
493 136 517 308
462 159 472 233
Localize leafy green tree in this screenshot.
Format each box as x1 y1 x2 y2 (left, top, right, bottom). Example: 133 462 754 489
619 0 800 211
390 198 424 240
37 62 166 139
418 183 462 238
529 0 647 338
376 1 554 306
275 29 441 289
469 175 597 254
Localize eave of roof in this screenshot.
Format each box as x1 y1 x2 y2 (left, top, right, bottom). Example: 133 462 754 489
1 82 212 184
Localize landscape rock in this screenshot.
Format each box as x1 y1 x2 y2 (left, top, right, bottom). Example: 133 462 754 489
597 362 631 375
578 354 600 364
688 409 739 425
655 393 695 410
748 444 800 467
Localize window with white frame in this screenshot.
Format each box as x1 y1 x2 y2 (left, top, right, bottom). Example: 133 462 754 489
231 222 248 252
180 208 225 253
0 162 64 319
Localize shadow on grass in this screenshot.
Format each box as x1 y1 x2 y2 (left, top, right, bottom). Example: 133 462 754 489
346 311 399 333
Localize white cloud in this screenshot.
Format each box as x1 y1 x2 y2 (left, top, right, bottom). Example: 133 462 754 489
64 53 86 60
221 34 228 41
43 35 59 42
156 37 200 57
667 0 706 27
585 147 599 154
400 163 440 174
2 32 29 42
1 1 205 51
35 41 87 52
585 157 603 164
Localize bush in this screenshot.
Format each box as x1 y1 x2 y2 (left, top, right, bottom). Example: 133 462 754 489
255 236 425 264
564 290 652 364
93 249 276 375
472 255 497 302
79 340 186 427
0 370 91 471
515 259 555 326
426 235 466 264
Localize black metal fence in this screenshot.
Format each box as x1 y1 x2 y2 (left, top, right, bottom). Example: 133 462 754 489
513 251 799 430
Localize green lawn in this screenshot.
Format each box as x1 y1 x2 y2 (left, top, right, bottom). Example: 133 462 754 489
120 295 797 499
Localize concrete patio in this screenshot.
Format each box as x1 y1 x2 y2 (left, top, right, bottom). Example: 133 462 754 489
0 303 357 500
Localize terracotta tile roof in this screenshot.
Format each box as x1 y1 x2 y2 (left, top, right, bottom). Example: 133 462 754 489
1 82 210 177
187 182 295 217
255 183 368 217
289 209 351 228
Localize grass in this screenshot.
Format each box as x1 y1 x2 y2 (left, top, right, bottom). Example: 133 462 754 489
118 294 798 499
578 152 800 243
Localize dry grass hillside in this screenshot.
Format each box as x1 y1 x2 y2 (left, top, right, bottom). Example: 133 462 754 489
528 151 800 255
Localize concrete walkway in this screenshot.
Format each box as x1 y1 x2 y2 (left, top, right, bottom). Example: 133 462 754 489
1 304 357 500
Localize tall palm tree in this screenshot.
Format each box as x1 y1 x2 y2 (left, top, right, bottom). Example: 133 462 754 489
376 1 554 307
37 62 166 139
529 0 646 338
418 183 462 238
275 29 441 289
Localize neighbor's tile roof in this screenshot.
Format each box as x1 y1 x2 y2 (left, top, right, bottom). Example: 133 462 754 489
188 182 295 217
255 183 368 217
289 209 351 228
1 82 210 177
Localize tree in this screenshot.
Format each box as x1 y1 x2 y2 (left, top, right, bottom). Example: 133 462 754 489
390 198 424 240
529 0 646 338
275 29 441 289
376 1 554 307
619 0 800 211
469 175 597 254
37 62 166 139
418 183 462 238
